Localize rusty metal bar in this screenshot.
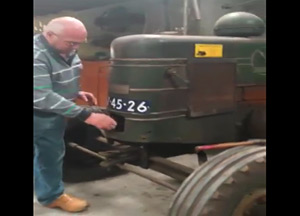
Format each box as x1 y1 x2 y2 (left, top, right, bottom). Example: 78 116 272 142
195 139 266 152
96 136 110 144
149 156 194 182
68 142 107 160
96 136 123 147
67 142 179 191
117 163 178 191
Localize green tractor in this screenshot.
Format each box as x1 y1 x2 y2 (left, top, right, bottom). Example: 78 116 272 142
65 10 266 216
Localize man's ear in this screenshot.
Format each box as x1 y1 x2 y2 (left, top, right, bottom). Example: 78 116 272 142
45 29 56 38
47 31 53 37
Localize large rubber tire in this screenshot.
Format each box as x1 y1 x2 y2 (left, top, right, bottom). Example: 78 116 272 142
169 145 266 216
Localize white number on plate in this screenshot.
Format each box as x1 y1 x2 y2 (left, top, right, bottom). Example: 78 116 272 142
137 101 148 113
116 99 122 110
111 98 116 108
127 100 135 112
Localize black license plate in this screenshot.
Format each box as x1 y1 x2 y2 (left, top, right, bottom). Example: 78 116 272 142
108 97 151 113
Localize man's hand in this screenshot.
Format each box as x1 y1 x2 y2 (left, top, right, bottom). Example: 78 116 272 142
78 91 97 105
85 113 117 130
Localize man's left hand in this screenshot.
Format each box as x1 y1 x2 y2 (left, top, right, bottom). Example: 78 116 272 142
78 91 98 105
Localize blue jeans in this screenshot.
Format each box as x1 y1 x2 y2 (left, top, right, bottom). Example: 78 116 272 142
34 111 66 205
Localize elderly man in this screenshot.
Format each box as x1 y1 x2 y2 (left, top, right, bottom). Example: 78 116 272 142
34 17 117 212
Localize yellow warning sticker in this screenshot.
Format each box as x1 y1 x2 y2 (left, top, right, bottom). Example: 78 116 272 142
194 44 223 58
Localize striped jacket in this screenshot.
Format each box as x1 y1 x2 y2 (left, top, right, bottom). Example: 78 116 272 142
33 34 91 120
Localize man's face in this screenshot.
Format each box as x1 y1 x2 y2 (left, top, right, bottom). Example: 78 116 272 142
48 31 87 55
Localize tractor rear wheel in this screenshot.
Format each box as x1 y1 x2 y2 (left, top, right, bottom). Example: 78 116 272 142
168 145 266 216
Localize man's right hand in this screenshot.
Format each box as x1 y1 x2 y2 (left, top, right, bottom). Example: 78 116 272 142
84 113 117 130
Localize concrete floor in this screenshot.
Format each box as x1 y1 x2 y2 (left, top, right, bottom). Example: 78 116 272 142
34 154 200 216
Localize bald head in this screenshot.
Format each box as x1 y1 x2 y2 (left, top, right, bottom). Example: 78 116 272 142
44 17 87 36
43 17 87 55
